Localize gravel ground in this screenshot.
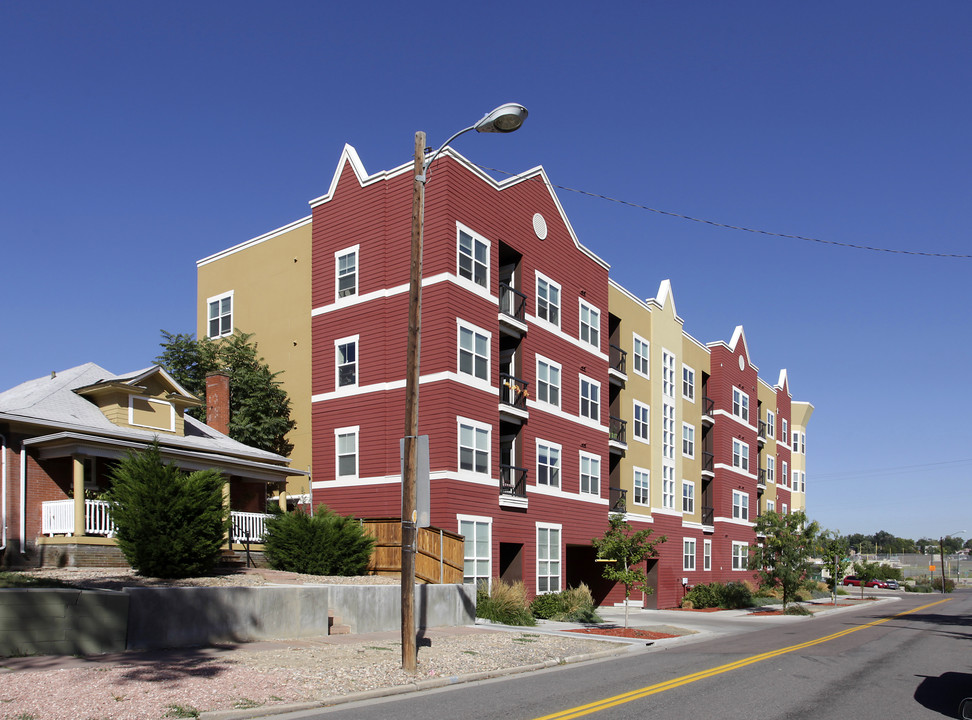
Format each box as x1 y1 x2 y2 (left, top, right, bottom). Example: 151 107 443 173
0 568 622 720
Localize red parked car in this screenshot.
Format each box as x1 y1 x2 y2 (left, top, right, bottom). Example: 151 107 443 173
842 576 889 588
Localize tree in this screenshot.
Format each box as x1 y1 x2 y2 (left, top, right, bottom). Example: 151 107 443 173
591 513 666 628
853 560 882 599
819 532 851 606
107 443 228 578
156 330 296 456
749 510 820 611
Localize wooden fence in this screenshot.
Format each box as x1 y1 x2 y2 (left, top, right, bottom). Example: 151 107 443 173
362 518 464 584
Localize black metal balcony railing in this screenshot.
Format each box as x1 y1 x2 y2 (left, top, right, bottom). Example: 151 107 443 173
702 396 715 417
609 416 627 444
609 344 627 374
499 373 529 410
758 420 767 439
701 506 714 526
701 450 714 473
499 465 528 498
609 486 627 514
758 468 766 487
498 283 527 323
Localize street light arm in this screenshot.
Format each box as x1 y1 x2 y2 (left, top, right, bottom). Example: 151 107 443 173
421 124 477 176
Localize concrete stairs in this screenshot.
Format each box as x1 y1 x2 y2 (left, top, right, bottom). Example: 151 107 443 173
328 610 351 635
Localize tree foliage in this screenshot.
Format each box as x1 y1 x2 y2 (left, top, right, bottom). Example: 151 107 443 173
749 510 820 611
591 513 666 627
107 443 228 578
819 532 851 605
156 330 296 456
852 560 883 599
262 506 375 576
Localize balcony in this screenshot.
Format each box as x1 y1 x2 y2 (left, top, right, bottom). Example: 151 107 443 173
498 283 528 336
609 416 627 454
499 373 530 421
701 396 715 425
608 344 628 386
758 420 767 445
609 486 627 514
758 468 766 490
701 505 714 527
701 450 715 477
499 464 528 509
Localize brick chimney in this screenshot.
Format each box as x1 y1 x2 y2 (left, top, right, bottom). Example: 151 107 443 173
205 372 230 435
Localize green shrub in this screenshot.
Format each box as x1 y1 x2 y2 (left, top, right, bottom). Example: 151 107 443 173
907 584 934 593
477 580 535 626
683 582 721 609
529 592 564 620
107 444 228 578
262 506 375 576
784 604 813 616
530 584 602 622
718 581 755 609
684 581 755 610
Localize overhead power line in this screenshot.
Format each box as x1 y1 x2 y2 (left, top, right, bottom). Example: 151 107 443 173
474 163 972 259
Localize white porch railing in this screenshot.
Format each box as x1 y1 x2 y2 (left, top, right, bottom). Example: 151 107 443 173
231 511 271 543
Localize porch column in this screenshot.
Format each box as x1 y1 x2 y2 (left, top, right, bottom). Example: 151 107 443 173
72 455 85 537
223 479 231 548
278 488 287 512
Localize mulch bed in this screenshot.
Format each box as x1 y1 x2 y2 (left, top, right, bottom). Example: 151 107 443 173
671 607 723 612
567 627 680 640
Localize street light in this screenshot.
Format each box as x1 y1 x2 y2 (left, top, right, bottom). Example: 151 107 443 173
401 103 528 672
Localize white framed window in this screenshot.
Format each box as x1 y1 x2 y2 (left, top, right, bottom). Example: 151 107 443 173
632 334 649 378
766 455 775 484
458 515 491 588
662 466 676 510
782 460 789 487
458 227 488 288
335 336 358 388
732 542 748 570
732 388 750 423
703 539 712 571
682 423 695 458
579 375 600 421
536 356 561 408
458 418 490 476
536 523 562 594
800 432 806 454
662 403 676 460
782 503 788 515
535 272 561 327
766 410 775 438
767 500 775 513
662 350 676 398
793 431 804 454
682 481 695 514
683 539 696 571
207 291 233 339
682 365 695 401
536 440 561 488
633 401 650 443
458 321 490 382
579 452 600 495
579 300 600 349
335 426 358 480
335 245 358 299
633 467 650 506
732 439 750 472
732 490 749 520
781 418 789 444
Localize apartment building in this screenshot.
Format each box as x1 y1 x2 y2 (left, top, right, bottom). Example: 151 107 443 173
197 145 813 607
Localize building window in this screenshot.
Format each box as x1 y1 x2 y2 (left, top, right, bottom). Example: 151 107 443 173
683 539 696 571
579 301 600 349
579 452 600 495
632 334 649 377
536 273 561 327
662 350 676 398
335 427 358 480
537 524 562 593
732 439 750 472
633 401 649 443
633 468 650 506
458 228 488 287
703 539 712 571
766 455 775 484
782 460 789 487
782 503 788 515
579 376 600 421
335 336 358 388
458 516 491 588
662 403 676 460
459 419 490 475
682 423 695 458
207 291 233 339
732 388 750 423
767 500 775 513
335 246 358 299
732 490 749 521
781 418 789 444
682 365 695 401
662 466 675 510
766 410 775 438
732 542 748 570
536 356 561 408
458 322 490 381
682 481 695 514
536 440 561 488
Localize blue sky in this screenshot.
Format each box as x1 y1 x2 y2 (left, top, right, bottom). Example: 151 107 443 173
2 2 969 543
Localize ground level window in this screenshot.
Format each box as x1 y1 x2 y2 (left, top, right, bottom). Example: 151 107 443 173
459 516 491 588
683 539 696 571
536 524 561 593
732 542 748 570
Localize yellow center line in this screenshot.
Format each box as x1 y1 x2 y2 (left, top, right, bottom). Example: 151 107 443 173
534 598 951 720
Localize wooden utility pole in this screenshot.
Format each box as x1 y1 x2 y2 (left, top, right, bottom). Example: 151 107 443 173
401 131 426 672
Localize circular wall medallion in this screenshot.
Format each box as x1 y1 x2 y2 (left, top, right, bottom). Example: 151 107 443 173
738 355 746 371
532 213 548 240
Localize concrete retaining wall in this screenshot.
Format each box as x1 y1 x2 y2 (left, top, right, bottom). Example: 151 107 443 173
329 583 476 634
0 589 129 656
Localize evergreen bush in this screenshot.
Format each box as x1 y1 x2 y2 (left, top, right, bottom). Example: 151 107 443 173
107 443 228 579
683 582 721 609
529 584 602 622
262 506 374 576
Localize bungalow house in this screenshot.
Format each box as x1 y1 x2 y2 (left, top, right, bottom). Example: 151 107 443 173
0 363 302 567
